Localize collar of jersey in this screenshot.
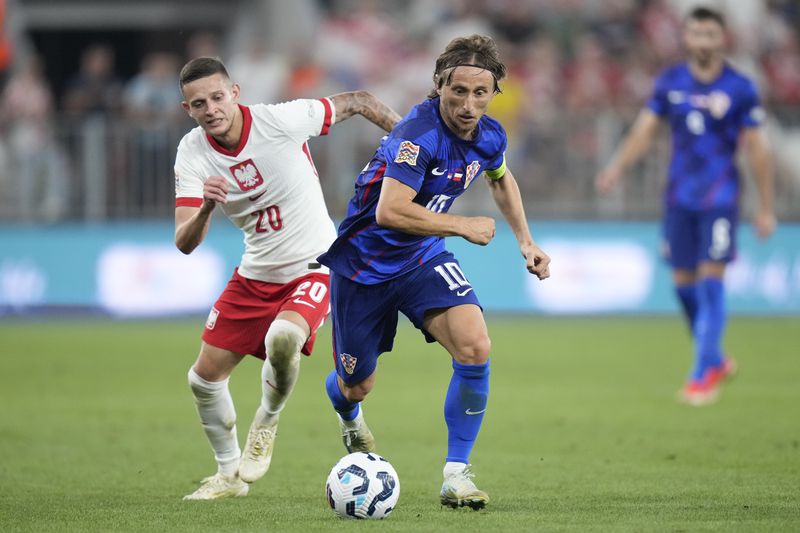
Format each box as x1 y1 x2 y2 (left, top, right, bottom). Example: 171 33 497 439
205 104 252 157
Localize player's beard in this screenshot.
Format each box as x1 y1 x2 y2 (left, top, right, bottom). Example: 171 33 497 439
692 49 717 70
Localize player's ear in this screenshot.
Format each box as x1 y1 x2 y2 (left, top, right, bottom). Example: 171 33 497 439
181 100 190 114
231 83 241 102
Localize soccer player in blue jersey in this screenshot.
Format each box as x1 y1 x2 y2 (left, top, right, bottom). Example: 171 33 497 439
317 35 551 509
596 7 776 406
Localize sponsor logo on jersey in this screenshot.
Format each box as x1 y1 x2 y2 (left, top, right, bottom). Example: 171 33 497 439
229 159 264 191
464 161 481 188
206 307 219 330
431 167 446 175
394 140 420 166
248 190 266 202
340 352 358 375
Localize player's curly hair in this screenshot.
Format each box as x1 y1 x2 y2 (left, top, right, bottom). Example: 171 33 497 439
179 57 230 89
427 34 506 99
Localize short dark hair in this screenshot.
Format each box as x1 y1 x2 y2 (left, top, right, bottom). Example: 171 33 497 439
428 34 506 99
686 6 725 28
179 56 230 88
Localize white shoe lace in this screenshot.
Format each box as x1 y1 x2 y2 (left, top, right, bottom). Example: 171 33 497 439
444 465 481 494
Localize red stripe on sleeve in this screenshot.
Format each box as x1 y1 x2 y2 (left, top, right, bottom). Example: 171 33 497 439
319 97 333 136
176 197 203 208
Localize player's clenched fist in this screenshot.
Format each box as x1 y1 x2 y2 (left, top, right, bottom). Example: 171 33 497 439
521 242 551 280
203 175 229 205
463 216 495 245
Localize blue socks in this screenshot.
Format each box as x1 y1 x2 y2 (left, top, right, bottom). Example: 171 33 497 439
325 370 359 421
675 284 699 333
444 359 490 464
691 277 726 380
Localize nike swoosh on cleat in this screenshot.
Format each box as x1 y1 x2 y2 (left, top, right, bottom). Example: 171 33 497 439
432 167 446 175
465 408 486 415
456 288 473 297
248 191 266 201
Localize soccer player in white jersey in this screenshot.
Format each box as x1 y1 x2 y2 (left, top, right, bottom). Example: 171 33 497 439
174 57 402 500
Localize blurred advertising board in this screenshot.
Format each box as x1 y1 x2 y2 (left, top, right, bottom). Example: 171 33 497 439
0 220 798 316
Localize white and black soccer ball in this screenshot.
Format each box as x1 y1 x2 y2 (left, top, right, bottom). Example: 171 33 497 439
325 451 400 519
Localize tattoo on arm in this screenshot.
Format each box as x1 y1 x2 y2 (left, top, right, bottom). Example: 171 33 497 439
332 90 402 132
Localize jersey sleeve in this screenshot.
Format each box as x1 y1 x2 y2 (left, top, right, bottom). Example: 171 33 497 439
262 98 336 143
646 72 669 117
738 79 765 128
484 126 509 180
382 126 435 192
174 141 205 208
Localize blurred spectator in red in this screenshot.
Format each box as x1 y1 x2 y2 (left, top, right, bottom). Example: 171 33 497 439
515 36 563 126
0 0 13 93
638 0 682 63
62 44 123 119
1 56 68 220
762 30 800 105
563 34 623 111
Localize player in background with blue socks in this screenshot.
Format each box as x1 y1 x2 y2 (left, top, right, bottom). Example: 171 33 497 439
596 7 776 405
318 35 551 509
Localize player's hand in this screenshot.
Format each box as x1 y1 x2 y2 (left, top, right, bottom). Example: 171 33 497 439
203 175 229 205
754 209 776 240
595 165 623 195
463 216 495 245
521 242 550 280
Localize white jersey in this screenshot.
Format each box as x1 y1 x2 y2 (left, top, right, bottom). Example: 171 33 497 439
175 99 338 284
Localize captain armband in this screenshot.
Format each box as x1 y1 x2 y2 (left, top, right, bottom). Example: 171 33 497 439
484 154 506 180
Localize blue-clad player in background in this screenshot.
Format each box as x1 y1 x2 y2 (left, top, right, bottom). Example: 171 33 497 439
596 7 776 406
318 35 551 509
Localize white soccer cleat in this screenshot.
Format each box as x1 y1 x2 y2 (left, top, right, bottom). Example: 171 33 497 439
239 415 280 483
440 464 489 510
183 472 249 500
338 409 376 453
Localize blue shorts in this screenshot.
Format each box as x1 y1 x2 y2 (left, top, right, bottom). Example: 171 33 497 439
663 206 738 270
329 251 482 385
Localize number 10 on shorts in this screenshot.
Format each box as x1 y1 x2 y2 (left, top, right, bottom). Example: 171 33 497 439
434 262 470 291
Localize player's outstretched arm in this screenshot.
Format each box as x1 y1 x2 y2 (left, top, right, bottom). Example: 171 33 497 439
595 109 661 194
330 90 403 132
741 126 776 239
174 175 228 254
486 168 550 280
375 176 495 245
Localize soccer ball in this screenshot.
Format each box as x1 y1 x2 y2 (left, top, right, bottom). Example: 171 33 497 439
325 451 400 519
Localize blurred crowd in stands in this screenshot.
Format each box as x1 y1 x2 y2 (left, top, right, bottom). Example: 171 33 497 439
1 0 799 221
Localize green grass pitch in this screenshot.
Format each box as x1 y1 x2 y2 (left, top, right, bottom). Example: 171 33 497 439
0 316 798 532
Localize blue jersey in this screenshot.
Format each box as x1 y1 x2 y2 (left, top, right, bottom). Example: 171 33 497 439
318 97 507 284
647 62 764 211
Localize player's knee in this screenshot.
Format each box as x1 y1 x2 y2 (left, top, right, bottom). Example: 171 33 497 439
265 319 307 369
454 334 491 365
188 367 223 401
342 381 372 403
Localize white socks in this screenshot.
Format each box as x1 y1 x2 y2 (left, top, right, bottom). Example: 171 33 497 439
255 319 306 427
188 368 240 477
444 461 467 478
